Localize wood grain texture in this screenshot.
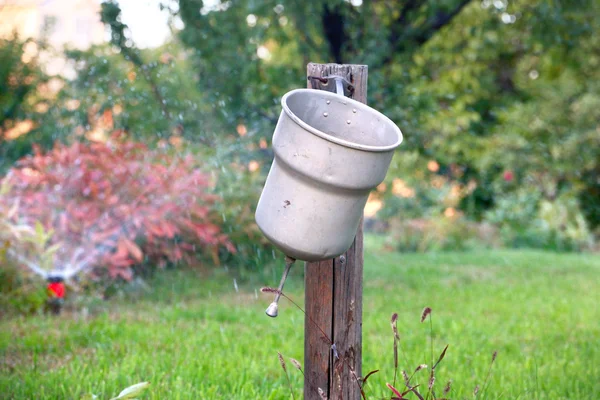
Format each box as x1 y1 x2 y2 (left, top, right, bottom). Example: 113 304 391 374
304 259 334 399
305 63 367 400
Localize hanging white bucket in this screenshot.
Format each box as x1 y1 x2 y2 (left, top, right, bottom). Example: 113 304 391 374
255 88 402 261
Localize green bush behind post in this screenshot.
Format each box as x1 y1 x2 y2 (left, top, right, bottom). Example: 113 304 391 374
211 162 278 275
0 262 47 315
485 188 594 251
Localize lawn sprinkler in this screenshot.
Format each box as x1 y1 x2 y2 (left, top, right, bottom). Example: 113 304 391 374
46 275 65 315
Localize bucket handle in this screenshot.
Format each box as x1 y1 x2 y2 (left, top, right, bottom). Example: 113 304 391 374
307 75 354 97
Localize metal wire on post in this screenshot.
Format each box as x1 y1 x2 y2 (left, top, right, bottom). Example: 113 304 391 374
335 77 344 96
307 75 354 97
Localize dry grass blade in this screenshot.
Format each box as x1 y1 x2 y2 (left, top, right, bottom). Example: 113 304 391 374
390 312 400 387
433 344 449 370
405 363 427 392
414 364 428 373
290 358 302 371
427 370 435 390
428 371 435 389
402 370 410 385
362 369 379 387
393 329 399 386
425 369 436 400
387 383 404 398
277 352 287 373
260 286 280 294
391 312 399 339
401 384 421 397
407 384 425 400
479 350 499 398
350 367 367 400
277 352 295 400
444 380 452 395
421 307 432 323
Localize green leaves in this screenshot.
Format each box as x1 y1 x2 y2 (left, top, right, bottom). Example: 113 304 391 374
109 382 150 400
80 381 150 400
0 34 54 172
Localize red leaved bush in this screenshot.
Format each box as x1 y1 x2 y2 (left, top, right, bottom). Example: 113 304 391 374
0 139 235 281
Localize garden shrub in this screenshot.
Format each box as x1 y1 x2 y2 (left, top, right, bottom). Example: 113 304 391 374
385 215 498 253
376 170 498 252
485 188 594 251
211 161 277 274
0 137 235 282
0 261 48 315
0 186 47 314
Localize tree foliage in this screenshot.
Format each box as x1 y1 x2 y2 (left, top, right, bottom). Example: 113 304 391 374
0 34 54 171
2 0 598 255
168 0 599 232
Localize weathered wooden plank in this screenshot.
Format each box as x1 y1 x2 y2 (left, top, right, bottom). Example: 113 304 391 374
330 225 364 400
304 259 334 398
305 63 368 400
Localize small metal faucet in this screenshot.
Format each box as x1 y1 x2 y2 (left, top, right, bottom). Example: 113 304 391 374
265 256 296 317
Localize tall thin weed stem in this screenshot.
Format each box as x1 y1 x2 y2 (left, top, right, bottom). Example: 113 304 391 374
265 289 497 400
477 351 498 399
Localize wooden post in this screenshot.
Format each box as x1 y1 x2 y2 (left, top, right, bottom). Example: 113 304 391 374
304 63 367 400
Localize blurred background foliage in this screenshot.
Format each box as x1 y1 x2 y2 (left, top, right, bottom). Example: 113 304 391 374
1 0 599 308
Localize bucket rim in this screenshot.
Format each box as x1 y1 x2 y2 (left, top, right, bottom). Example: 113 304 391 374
281 88 403 152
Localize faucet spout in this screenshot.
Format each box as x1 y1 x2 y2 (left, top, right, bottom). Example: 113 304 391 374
265 256 296 318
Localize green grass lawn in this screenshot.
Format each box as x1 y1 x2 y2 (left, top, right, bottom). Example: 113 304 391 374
2 237 599 399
